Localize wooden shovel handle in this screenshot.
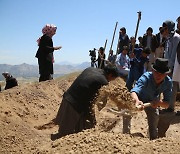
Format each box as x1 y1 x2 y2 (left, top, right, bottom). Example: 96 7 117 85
144 103 151 108
136 103 151 110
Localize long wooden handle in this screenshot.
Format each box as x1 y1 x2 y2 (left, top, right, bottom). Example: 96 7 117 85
144 103 151 108
108 22 118 59
136 103 151 110
132 11 142 53
134 11 141 40
113 29 121 63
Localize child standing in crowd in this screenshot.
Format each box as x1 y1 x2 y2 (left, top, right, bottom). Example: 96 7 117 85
126 47 151 91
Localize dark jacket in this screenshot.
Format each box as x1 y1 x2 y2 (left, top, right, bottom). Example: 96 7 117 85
97 54 106 69
130 48 149 74
142 34 158 52
35 34 54 75
5 77 18 90
64 67 108 113
156 32 165 48
118 33 129 53
177 41 180 64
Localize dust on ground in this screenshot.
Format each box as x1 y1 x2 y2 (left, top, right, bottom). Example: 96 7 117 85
0 75 180 154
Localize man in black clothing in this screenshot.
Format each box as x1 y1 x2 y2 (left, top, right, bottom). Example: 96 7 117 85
51 64 118 140
118 27 129 54
2 72 18 90
97 47 106 69
35 24 62 82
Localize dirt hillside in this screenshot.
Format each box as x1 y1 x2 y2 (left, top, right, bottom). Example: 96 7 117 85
0 74 180 154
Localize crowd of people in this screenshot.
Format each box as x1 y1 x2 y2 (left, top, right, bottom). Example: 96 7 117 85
82 17 180 140
1 16 180 141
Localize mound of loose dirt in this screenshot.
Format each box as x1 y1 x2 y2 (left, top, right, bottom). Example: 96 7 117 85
0 75 180 153
95 77 137 112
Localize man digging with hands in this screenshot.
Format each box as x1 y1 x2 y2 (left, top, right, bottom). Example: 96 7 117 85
130 58 172 140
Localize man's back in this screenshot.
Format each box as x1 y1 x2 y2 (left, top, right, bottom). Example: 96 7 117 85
5 77 18 90
64 67 108 113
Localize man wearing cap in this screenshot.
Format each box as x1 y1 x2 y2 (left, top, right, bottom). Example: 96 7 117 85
2 72 18 90
130 58 172 140
51 64 119 140
161 20 180 112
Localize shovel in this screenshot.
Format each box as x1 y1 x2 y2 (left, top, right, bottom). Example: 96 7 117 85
108 103 151 116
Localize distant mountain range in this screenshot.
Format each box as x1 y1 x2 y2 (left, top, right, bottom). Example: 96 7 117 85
0 62 90 80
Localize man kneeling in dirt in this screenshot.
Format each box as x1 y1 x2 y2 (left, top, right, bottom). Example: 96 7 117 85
51 64 118 140
130 58 172 140
2 72 18 90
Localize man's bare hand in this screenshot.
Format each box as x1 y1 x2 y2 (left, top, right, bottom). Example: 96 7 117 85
134 100 144 111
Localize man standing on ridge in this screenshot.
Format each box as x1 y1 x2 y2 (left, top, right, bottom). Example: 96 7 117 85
117 27 129 54
35 24 62 82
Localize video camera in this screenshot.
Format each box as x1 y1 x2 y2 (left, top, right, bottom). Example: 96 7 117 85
89 48 96 58
89 48 97 67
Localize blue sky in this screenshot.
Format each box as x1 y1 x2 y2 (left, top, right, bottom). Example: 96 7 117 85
0 0 179 65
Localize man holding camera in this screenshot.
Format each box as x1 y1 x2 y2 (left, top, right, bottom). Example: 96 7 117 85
89 48 97 67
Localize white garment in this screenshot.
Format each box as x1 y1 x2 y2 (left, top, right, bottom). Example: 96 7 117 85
155 47 164 58
172 53 180 85
146 52 156 71
147 36 152 49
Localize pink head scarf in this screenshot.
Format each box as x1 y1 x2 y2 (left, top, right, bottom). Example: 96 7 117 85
37 24 57 45
42 24 57 37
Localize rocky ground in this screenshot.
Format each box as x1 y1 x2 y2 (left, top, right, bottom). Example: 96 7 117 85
0 74 180 154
